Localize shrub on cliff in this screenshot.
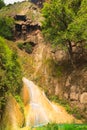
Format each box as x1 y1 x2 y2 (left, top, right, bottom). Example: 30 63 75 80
0 17 14 40
0 0 5 9
0 37 22 118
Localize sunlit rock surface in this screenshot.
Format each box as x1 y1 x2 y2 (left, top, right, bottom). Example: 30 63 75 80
1 95 24 130
22 85 30 106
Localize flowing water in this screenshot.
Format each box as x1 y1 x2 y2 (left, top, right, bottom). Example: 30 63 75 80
22 77 78 128
23 77 49 127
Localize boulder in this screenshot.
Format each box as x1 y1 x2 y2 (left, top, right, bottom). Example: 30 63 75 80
80 92 87 104
70 92 79 101
54 49 67 62
64 93 69 99
66 76 71 87
70 85 76 93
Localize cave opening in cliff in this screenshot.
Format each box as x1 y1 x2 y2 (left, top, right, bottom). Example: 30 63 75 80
14 15 26 21
27 24 41 33
15 24 22 32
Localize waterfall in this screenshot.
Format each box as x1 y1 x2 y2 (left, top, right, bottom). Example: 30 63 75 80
22 77 75 127
22 77 49 127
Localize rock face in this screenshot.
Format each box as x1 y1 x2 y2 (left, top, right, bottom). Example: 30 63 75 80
1 95 24 130
80 93 87 104
14 14 41 41
70 92 79 101
62 70 87 121
31 0 45 8
54 49 67 62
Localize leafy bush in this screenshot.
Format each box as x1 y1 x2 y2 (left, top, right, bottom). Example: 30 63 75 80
0 37 22 118
0 17 14 40
15 95 24 113
25 43 33 54
17 42 33 54
0 0 5 9
17 43 24 50
44 58 63 77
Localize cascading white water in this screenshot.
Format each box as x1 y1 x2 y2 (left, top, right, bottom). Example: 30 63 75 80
22 77 49 127
22 77 76 127
26 103 49 127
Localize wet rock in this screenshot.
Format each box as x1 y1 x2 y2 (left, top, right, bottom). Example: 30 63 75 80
54 50 67 62
80 92 87 104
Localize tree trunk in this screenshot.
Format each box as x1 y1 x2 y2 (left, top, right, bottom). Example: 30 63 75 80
67 40 76 69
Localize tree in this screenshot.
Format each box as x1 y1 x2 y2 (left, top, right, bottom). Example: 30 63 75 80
42 0 87 67
0 0 5 9
68 0 87 42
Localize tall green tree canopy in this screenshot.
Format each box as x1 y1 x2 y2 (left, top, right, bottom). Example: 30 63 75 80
68 0 87 42
0 0 5 9
42 0 87 65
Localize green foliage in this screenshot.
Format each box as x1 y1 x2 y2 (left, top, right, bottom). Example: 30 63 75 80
42 0 75 45
25 43 33 54
0 0 5 9
36 124 87 130
49 95 59 102
44 58 62 77
17 42 33 54
15 95 24 113
17 43 24 50
68 0 87 42
42 0 84 45
0 37 22 117
42 0 87 65
49 95 69 105
0 17 14 40
68 0 81 14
